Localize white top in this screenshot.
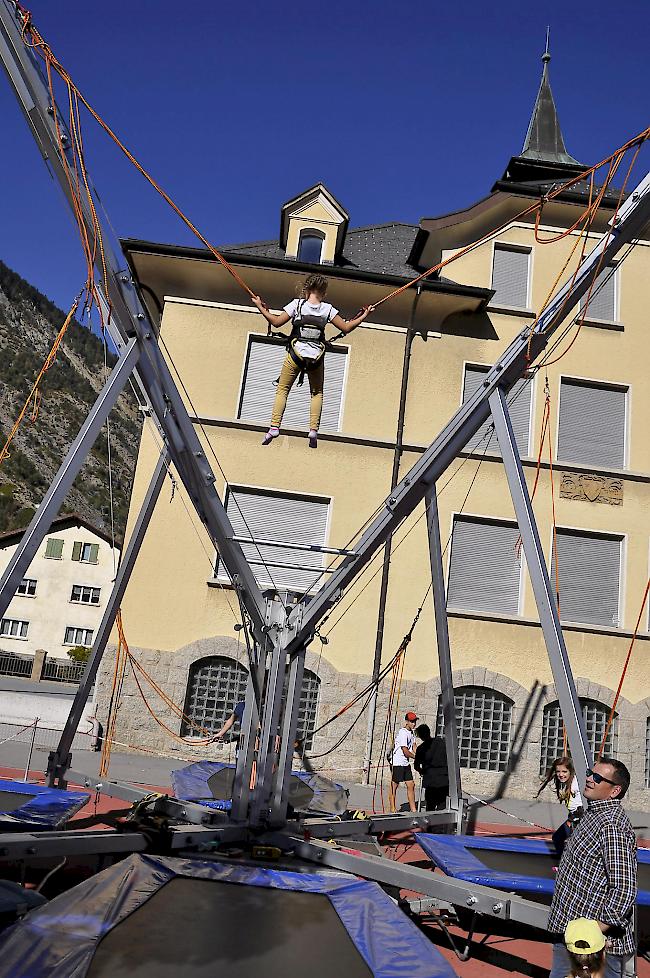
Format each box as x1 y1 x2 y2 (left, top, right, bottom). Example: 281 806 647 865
283 298 339 324
567 774 583 813
392 727 415 767
283 299 339 359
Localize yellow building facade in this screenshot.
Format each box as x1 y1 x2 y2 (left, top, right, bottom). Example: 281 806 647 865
102 57 650 808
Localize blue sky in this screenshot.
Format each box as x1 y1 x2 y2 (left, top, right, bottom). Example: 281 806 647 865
1 0 648 315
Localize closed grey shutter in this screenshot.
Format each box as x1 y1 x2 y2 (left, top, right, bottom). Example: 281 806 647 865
582 266 616 321
557 380 626 468
224 488 329 592
447 517 521 614
462 366 531 456
553 531 621 627
491 246 529 308
238 339 347 432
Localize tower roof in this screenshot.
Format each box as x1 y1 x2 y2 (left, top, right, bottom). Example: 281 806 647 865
494 34 588 192
520 35 580 165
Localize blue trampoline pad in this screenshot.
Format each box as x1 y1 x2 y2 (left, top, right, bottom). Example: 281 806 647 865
0 778 89 830
0 854 459 978
172 761 348 816
418 832 650 948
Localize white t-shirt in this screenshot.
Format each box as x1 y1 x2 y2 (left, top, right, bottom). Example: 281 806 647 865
567 775 583 813
283 299 339 360
392 727 415 767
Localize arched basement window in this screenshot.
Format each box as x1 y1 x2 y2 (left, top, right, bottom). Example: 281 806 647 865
436 685 512 772
540 698 618 774
181 656 248 738
297 668 321 749
297 230 324 264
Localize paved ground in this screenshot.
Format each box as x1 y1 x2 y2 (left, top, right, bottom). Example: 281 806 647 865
4 740 650 839
1 743 650 978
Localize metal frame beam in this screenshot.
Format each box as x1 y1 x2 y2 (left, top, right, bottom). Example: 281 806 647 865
294 838 550 931
0 338 140 620
47 450 170 787
286 171 650 647
425 487 462 821
0 0 267 642
489 386 590 780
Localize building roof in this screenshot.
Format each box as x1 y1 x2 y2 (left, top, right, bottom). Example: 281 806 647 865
0 513 120 550
223 222 458 283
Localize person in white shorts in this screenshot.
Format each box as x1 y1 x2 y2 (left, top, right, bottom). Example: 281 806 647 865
389 711 418 813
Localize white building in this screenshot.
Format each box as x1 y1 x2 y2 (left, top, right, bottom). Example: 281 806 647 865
0 515 120 663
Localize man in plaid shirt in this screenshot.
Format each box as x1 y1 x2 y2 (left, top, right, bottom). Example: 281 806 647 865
549 757 636 978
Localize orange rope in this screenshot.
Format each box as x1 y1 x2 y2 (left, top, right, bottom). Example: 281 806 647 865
14 3 650 319
371 126 649 310
597 578 650 761
20 11 255 301
0 292 82 466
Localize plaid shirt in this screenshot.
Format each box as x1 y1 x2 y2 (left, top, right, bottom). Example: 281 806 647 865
549 799 637 955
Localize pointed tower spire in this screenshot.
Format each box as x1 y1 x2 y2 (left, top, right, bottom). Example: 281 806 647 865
520 31 580 165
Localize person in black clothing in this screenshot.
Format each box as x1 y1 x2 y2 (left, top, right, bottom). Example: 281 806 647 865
414 723 449 811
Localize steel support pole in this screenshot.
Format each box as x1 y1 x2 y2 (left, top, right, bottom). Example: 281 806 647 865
249 602 287 827
229 667 262 822
47 449 169 787
424 487 462 822
489 386 589 784
0 338 140 621
270 645 306 825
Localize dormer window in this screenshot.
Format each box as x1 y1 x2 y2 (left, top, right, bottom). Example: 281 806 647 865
297 230 324 264
281 184 349 265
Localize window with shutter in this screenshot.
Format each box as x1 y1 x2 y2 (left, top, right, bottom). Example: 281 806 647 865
581 265 617 322
436 686 512 772
540 699 617 773
219 487 329 593
45 538 64 559
238 338 347 432
89 543 99 564
462 365 532 456
72 542 82 562
552 529 621 627
181 656 248 737
557 379 626 469
447 516 522 615
491 245 530 309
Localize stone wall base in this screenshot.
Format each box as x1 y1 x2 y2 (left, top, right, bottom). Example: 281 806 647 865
94 636 650 812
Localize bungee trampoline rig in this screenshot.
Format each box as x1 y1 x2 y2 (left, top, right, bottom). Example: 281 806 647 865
0 2 650 974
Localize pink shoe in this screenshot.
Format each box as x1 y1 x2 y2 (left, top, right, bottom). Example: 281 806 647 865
262 427 280 446
308 429 318 449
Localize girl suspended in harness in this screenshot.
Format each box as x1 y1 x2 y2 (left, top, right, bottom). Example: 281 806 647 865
251 274 373 449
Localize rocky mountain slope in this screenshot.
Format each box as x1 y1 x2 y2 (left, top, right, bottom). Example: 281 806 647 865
0 260 141 539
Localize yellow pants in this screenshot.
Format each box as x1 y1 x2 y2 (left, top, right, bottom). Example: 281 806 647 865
271 353 324 430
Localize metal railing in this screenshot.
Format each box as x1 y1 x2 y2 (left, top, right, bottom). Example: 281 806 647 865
42 659 86 684
0 651 33 678
0 717 91 754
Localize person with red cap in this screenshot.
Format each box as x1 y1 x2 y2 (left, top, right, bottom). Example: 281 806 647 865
389 711 418 813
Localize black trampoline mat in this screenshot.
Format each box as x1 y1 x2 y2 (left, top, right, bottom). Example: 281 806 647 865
474 848 558 880
87 877 374 978
0 789 36 813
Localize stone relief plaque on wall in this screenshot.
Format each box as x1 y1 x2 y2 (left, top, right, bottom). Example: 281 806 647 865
559 472 623 506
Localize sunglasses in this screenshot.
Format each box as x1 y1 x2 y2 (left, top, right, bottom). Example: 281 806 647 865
586 768 619 787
